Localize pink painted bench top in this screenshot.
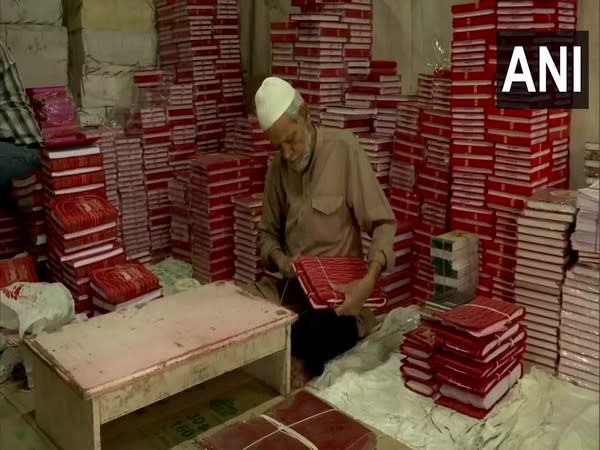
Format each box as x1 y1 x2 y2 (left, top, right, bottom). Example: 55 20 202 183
25 282 296 398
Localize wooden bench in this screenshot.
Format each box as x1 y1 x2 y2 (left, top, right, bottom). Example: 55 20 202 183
23 282 296 450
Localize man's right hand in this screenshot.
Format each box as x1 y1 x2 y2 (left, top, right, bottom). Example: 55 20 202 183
271 250 297 279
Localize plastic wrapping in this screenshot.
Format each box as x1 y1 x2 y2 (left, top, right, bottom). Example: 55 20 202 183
429 231 479 310
426 38 451 78
199 390 377 450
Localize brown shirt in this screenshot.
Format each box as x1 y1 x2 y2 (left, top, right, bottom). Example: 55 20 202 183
259 126 397 272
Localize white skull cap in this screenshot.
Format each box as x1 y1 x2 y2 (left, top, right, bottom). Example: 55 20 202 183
254 76 297 131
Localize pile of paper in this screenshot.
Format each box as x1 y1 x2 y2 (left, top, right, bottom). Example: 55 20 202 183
90 262 162 315
190 153 251 283
558 263 599 392
363 221 413 312
584 142 600 186
429 231 479 312
47 194 125 315
432 297 526 419
168 173 192 263
232 193 264 286
115 135 151 263
515 188 577 370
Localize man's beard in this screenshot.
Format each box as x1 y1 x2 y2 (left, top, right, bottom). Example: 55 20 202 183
290 126 313 172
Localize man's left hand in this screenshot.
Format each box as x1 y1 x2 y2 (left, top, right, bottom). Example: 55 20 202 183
333 275 376 316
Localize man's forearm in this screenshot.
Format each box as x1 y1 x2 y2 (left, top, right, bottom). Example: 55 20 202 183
365 259 384 285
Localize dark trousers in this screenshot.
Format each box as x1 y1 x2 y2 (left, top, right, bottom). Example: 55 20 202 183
0 141 41 208
276 278 360 377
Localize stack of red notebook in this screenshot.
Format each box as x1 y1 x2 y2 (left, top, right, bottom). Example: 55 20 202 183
270 21 298 82
215 0 245 128
400 326 439 397
10 172 46 263
232 193 264 286
166 82 197 173
155 0 225 153
95 128 120 208
515 189 577 370
293 255 387 310
432 296 527 419
0 255 38 288
391 96 423 193
200 390 377 450
224 116 277 194
363 221 413 312
357 133 393 194
115 135 151 263
47 194 126 315
190 153 251 283
89 262 162 315
558 263 599 392
320 103 374 133
168 173 192 263
129 72 174 264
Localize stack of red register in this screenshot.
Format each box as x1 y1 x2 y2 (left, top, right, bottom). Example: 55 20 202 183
90 263 162 315
190 153 251 283
201 390 376 450
293 255 387 310
432 297 527 419
232 193 264 286
47 194 126 315
400 326 439 398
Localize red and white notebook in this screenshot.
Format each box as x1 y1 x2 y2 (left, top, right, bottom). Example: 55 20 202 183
0 255 38 288
293 255 387 309
50 194 119 233
89 263 161 305
438 296 525 337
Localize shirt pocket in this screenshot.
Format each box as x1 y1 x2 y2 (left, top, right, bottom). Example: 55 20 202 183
311 195 344 215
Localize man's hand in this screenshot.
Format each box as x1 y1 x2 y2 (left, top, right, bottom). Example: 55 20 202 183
334 275 376 316
271 250 297 279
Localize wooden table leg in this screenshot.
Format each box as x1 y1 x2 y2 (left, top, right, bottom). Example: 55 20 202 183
30 355 101 450
245 324 291 396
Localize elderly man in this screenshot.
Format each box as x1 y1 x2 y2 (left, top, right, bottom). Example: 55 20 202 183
254 76 397 386
0 39 43 208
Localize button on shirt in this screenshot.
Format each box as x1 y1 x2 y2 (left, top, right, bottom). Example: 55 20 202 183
259 126 397 272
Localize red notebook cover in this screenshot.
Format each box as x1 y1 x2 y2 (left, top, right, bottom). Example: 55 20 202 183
438 296 525 337
0 256 38 288
405 326 437 353
50 194 119 233
293 255 387 309
89 263 160 304
199 390 377 450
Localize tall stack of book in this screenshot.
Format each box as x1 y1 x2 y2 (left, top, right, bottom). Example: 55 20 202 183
232 193 264 286
449 0 497 301
0 209 24 259
357 134 393 193
515 189 577 371
319 103 374 133
190 153 251 283
400 326 439 398
168 173 192 263
166 81 197 173
96 128 120 208
115 135 151 263
270 21 298 82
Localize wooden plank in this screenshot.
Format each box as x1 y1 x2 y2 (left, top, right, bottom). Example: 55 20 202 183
98 326 287 424
24 282 296 398
29 352 101 450
244 324 291 396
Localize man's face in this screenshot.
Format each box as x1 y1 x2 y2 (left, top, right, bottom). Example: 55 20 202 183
267 112 312 172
